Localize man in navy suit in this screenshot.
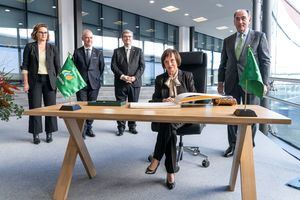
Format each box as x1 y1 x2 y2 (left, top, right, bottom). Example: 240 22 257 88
111 29 145 136
73 29 105 138
218 9 270 157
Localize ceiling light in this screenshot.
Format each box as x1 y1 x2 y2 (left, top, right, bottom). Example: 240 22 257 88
184 13 189 16
100 17 104 20
97 28 101 31
18 22 23 26
4 9 10 12
149 0 155 3
114 20 128 26
146 29 155 32
216 3 224 8
193 17 207 23
216 26 228 30
135 26 139 29
162 6 179 13
82 11 88 16
52 6 56 9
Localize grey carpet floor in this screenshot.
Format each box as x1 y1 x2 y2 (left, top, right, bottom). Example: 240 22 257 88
0 116 299 200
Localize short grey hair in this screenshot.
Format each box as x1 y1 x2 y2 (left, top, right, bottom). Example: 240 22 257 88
82 29 93 37
121 29 133 37
234 9 251 18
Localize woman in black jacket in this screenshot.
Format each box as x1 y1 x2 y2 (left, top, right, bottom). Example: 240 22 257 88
21 23 60 144
145 49 196 189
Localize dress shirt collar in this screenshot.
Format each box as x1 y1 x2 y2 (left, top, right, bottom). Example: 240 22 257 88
124 45 132 50
84 46 92 51
236 28 249 38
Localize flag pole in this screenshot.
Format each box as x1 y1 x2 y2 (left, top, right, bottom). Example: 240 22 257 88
244 80 247 110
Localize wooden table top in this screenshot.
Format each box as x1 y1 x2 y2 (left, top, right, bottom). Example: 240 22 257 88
24 102 291 125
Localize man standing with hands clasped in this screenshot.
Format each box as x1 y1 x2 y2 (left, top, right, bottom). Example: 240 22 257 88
111 29 145 136
217 9 270 157
73 29 105 139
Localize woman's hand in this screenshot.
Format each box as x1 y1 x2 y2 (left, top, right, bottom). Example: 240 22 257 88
162 97 175 102
23 82 29 93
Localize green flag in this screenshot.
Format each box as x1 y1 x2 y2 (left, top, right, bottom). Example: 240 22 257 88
56 55 87 98
239 47 264 98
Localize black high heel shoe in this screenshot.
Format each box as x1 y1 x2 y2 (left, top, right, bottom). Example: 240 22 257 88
166 173 175 190
46 132 53 143
166 180 176 190
145 162 160 174
33 134 40 145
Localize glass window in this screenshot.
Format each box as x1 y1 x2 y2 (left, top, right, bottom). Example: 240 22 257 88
28 13 57 44
82 0 101 26
168 25 178 43
122 11 137 35
0 7 26 74
27 0 57 17
0 0 25 9
140 16 153 37
102 5 120 30
155 21 165 40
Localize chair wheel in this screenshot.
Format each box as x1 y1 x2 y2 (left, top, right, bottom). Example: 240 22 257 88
202 159 210 168
147 154 153 162
193 149 200 156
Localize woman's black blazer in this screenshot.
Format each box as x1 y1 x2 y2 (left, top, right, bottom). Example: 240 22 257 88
21 42 60 90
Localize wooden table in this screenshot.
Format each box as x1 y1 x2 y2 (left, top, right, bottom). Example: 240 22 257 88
24 103 291 200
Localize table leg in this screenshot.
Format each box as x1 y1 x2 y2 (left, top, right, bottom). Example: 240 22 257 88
53 118 96 200
228 125 257 200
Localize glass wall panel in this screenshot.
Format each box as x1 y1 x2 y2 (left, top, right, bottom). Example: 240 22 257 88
27 0 57 17
122 11 137 35
0 0 25 9
155 21 165 40
103 5 120 30
82 1 179 86
0 7 26 75
27 13 57 44
271 0 300 79
82 0 101 26
140 16 153 37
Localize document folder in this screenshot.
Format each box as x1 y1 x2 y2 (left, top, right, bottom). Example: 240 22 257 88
88 100 126 106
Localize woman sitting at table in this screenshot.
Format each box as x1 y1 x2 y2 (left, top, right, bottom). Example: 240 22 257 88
145 49 196 190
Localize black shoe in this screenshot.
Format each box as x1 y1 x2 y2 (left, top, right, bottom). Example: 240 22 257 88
145 162 160 174
46 132 53 143
223 146 235 157
82 132 86 139
33 134 40 145
166 180 176 190
129 127 138 134
116 128 124 136
86 129 95 137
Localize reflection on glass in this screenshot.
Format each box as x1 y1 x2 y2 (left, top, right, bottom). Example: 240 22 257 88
270 101 300 148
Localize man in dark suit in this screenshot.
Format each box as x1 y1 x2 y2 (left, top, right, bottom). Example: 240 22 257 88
218 9 270 157
73 29 105 138
111 29 145 136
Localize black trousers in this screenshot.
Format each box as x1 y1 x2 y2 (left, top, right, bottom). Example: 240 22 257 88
153 123 183 173
227 86 259 147
76 82 100 130
28 75 57 134
114 84 140 130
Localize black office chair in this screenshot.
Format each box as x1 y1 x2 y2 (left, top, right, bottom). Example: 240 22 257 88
148 51 209 168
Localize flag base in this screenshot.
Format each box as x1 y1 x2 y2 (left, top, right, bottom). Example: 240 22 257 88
59 104 81 111
233 109 257 117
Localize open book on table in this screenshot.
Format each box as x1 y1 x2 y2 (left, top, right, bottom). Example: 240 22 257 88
129 92 224 109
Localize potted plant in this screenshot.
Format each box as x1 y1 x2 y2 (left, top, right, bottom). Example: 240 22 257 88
0 69 24 121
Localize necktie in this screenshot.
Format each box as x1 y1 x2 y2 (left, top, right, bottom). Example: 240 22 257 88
126 48 130 63
235 34 244 59
86 49 91 63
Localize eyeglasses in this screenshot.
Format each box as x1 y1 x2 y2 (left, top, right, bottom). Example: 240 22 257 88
38 31 48 35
